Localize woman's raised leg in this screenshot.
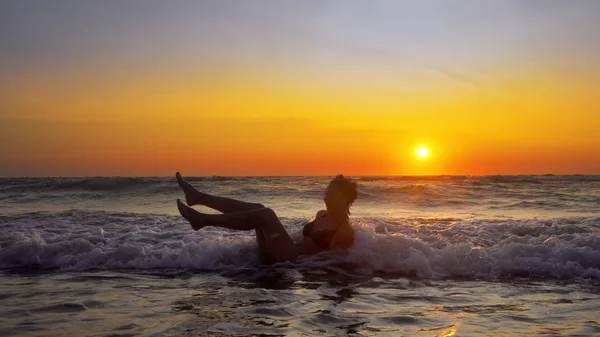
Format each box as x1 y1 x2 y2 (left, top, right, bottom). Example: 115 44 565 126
176 172 270 258
176 172 264 213
177 199 298 262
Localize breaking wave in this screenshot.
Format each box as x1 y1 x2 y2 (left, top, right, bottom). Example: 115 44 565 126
1 210 599 281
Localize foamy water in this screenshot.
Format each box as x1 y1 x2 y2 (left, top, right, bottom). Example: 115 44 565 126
1 176 599 336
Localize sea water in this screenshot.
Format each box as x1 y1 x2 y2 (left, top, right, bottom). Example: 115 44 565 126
1 176 599 336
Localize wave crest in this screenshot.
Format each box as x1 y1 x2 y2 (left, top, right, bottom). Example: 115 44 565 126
1 211 599 281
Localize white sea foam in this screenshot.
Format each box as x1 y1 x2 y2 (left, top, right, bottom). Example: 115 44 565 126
1 211 599 280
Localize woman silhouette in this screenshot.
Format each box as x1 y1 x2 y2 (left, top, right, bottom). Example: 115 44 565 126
176 173 356 263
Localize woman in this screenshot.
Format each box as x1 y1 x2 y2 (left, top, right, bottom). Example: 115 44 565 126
176 172 357 263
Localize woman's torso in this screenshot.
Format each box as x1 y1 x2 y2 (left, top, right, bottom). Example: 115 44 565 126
302 213 354 250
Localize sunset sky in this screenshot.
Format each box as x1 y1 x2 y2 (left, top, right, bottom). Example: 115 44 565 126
1 1 599 177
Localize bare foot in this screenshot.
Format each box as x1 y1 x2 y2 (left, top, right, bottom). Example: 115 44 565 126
177 199 204 231
176 172 200 206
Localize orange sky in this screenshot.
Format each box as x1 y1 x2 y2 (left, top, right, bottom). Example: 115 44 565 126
1 1 599 176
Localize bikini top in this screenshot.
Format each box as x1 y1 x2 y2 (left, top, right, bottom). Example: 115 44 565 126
302 214 354 250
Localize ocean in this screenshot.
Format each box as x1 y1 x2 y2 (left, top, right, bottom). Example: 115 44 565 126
1 175 599 336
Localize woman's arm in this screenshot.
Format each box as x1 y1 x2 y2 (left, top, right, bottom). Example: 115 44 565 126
329 225 355 250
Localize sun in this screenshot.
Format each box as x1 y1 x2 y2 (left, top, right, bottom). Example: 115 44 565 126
417 147 429 158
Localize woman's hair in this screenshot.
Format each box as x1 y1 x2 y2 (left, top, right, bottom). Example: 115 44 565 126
329 174 358 214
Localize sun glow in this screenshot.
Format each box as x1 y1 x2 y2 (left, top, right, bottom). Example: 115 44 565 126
417 147 429 158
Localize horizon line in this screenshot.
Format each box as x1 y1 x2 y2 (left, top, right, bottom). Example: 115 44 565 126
1 173 599 179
